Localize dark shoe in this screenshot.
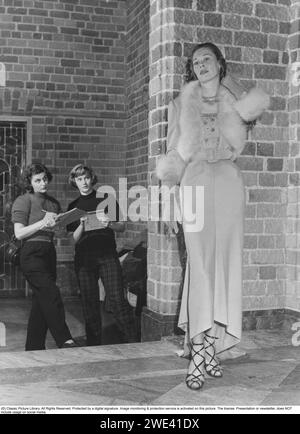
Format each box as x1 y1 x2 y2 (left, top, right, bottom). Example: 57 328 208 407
61 340 79 349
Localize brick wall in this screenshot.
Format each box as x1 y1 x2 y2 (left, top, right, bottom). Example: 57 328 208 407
240 0 290 312
0 0 127 269
122 0 150 245
148 0 293 322
287 0 300 312
0 0 150 296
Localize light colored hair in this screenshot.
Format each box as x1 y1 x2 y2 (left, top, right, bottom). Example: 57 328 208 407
68 164 98 188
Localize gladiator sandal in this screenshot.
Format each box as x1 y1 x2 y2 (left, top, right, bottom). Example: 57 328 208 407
185 342 205 391
204 333 223 378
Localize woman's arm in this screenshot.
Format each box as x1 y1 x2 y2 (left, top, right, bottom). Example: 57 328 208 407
72 209 125 243
156 99 186 187
222 73 246 100
156 99 184 235
14 212 57 240
166 100 180 152
72 218 85 244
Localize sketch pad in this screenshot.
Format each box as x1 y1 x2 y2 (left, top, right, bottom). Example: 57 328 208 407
56 208 86 227
84 211 111 232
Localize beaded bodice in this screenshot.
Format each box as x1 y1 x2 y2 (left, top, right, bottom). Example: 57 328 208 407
193 111 232 162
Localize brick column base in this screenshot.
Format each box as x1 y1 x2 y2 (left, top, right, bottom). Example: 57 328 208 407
141 307 183 342
141 308 300 342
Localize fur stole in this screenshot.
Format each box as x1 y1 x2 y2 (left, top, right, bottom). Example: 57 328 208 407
157 81 270 185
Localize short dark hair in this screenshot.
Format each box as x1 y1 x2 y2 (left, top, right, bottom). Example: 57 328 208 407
68 164 98 188
22 163 53 192
184 42 227 83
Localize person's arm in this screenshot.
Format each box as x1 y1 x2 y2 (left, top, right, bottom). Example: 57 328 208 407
158 100 183 235
66 201 82 243
14 212 57 240
72 217 86 244
12 194 58 240
72 215 114 243
166 100 180 152
221 80 270 160
156 99 186 188
222 73 246 100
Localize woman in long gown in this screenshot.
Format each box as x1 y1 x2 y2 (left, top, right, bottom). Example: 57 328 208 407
157 42 269 390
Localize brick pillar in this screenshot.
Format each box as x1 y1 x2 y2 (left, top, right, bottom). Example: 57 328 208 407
286 0 300 312
142 0 212 340
142 0 185 341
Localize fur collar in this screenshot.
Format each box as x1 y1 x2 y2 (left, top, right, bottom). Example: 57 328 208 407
176 81 247 162
156 81 270 185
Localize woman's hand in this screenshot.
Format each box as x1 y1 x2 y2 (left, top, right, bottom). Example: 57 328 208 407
80 216 87 230
164 220 179 238
14 214 57 240
96 212 110 229
161 191 181 238
41 212 58 229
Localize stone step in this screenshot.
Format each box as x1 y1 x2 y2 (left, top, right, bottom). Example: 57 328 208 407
0 340 181 370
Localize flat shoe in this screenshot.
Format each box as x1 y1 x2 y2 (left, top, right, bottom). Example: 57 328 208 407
61 341 79 349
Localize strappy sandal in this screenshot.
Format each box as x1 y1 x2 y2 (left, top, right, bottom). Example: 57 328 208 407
185 342 205 390
204 334 223 378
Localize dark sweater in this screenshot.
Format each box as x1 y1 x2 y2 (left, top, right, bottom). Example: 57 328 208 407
11 192 61 240
67 190 120 264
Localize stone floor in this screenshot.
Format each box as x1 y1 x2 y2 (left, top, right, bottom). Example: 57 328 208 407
0 298 299 409
0 297 131 351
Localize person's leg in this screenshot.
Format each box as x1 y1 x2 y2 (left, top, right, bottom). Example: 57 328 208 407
203 324 223 377
76 265 102 346
24 271 72 348
98 255 137 343
25 291 48 351
186 332 206 390
21 242 73 349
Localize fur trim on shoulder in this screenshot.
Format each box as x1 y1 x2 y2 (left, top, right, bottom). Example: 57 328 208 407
218 110 247 156
176 81 204 162
221 73 245 100
234 87 270 122
156 150 186 186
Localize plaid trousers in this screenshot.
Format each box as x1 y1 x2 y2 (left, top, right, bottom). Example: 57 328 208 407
76 253 137 345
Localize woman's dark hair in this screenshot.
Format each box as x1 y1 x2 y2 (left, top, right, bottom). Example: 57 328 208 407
68 164 98 188
22 163 53 192
184 42 227 83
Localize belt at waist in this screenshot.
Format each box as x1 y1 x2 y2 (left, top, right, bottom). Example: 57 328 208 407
192 148 233 163
26 236 54 243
